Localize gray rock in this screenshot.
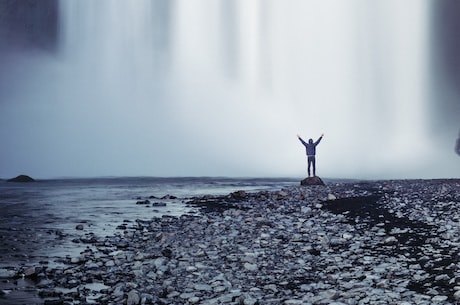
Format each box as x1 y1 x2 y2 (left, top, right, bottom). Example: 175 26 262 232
0 269 16 278
24 266 37 278
127 289 140 305
29 179 460 304
454 290 460 300
300 176 325 186
243 263 258 271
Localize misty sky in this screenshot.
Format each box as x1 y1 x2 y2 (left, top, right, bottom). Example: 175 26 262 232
0 0 459 180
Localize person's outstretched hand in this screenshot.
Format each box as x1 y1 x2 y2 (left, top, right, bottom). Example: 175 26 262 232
321 133 324 137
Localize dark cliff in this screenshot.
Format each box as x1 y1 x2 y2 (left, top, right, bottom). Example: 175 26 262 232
0 0 59 51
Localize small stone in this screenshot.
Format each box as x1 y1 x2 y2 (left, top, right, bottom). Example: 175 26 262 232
384 236 398 244
454 290 460 300
24 267 37 278
127 289 140 305
194 284 212 291
161 194 177 199
76 224 84 230
186 266 197 272
243 296 258 305
180 292 196 299
0 269 16 279
431 295 448 302
162 248 173 258
284 300 304 305
105 260 115 267
70 256 82 264
327 194 337 200
213 286 227 293
301 206 312 214
244 263 258 271
435 274 450 282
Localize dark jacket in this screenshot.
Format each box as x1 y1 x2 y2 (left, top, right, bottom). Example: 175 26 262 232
299 136 322 156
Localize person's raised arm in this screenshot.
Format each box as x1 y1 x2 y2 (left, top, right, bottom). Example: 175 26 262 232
297 134 307 145
315 133 324 145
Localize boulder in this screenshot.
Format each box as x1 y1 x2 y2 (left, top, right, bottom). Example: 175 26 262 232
7 175 35 182
300 176 325 186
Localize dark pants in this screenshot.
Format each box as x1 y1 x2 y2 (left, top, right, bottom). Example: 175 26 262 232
307 156 316 176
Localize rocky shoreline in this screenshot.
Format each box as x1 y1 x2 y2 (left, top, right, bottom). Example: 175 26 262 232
2 179 460 305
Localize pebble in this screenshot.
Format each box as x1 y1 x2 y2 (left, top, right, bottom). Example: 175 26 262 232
243 263 258 271
0 269 16 279
454 290 460 300
5 179 460 305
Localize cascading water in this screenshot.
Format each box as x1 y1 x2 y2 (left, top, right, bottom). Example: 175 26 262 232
1 0 458 178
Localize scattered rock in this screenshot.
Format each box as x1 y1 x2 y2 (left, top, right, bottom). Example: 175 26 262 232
161 195 177 199
6 179 460 304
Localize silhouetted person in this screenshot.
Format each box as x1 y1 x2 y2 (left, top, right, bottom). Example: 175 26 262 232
456 130 460 156
297 133 324 177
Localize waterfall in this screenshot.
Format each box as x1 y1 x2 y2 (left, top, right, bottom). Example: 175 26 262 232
2 0 457 178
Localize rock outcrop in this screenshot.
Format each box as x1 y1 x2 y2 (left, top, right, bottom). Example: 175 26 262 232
300 176 325 186
7 175 35 182
0 0 59 50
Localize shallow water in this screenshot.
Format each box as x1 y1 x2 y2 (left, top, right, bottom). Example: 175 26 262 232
0 177 297 304
0 177 297 262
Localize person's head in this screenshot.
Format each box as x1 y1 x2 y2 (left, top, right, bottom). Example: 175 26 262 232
308 139 313 144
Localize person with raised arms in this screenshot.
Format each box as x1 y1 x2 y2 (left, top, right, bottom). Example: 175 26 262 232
297 133 324 177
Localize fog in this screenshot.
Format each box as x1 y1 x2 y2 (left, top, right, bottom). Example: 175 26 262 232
0 0 459 179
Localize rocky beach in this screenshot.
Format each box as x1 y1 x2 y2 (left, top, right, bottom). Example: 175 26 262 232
1 179 460 305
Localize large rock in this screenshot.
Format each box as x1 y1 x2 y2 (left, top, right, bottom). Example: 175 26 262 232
7 175 35 182
300 176 325 186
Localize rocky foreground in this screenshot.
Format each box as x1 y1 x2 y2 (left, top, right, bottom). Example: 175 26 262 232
4 179 460 305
